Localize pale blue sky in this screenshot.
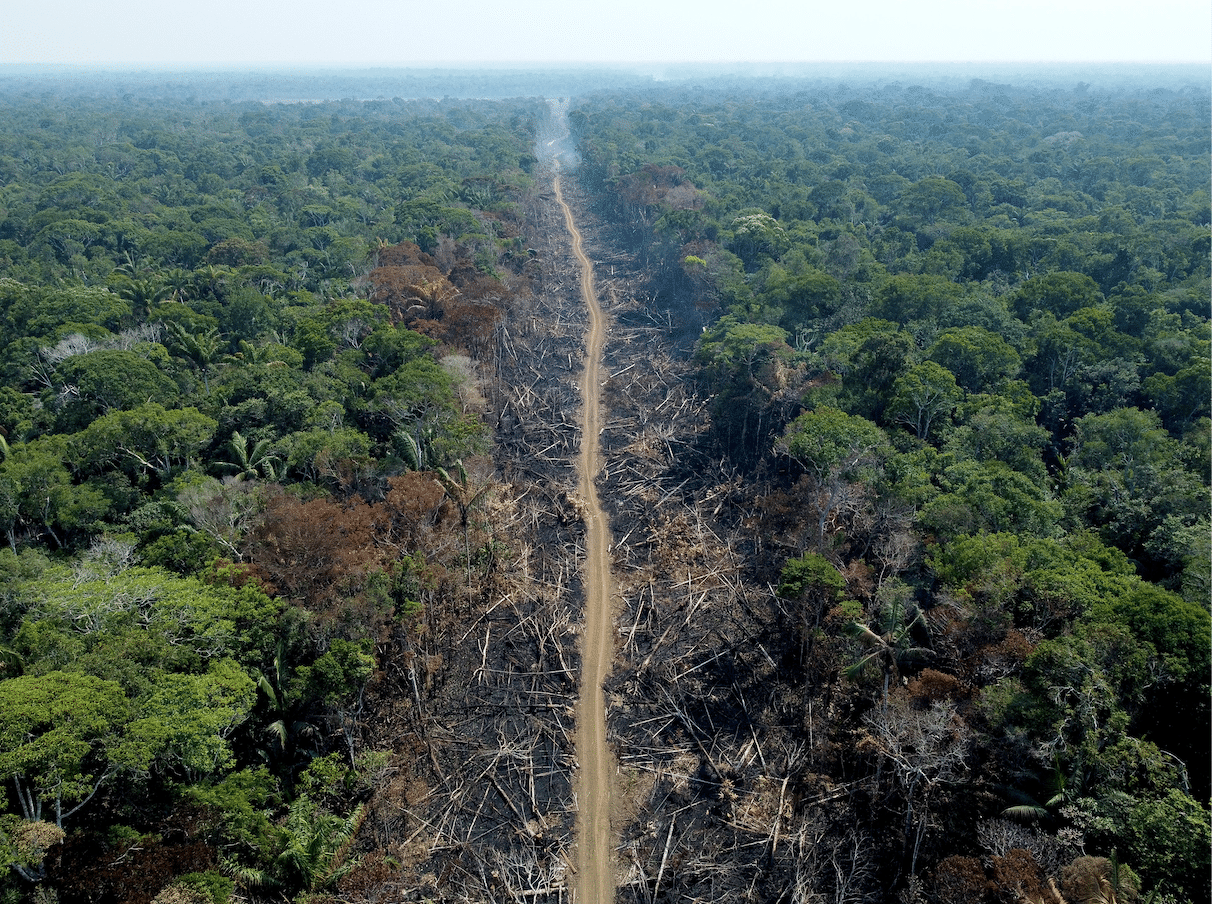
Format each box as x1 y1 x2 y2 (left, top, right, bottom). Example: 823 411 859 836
3 0 1209 66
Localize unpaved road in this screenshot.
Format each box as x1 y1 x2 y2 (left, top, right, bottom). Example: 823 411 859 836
555 163 616 904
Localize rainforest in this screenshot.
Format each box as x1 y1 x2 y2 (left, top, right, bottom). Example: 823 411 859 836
0 65 1208 904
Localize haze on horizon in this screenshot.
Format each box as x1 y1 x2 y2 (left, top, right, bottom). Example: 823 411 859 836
3 0 1209 68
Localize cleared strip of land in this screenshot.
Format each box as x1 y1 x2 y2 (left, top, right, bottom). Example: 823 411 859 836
556 164 616 904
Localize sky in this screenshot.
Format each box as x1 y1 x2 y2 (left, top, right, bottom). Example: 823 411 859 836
2 0 1209 67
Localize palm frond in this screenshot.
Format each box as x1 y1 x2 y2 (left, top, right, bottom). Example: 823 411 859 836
396 431 422 471
263 719 289 751
1001 804 1050 823
846 621 885 647
0 644 24 677
842 649 883 681
226 861 283 892
255 674 280 708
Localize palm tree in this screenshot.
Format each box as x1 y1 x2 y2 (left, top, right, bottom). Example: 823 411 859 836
165 321 224 392
436 459 492 607
0 644 24 677
395 428 442 472
190 264 229 301
999 756 1070 823
229 339 275 366
162 268 193 303
111 270 172 321
230 795 363 898
844 588 931 705
253 635 318 792
219 430 279 482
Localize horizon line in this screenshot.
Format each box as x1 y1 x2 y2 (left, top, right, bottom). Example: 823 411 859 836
3 60 1209 70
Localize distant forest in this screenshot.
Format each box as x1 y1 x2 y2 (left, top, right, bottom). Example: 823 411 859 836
0 67 1208 904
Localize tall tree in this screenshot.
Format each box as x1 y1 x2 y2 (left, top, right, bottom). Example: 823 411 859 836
0 672 131 828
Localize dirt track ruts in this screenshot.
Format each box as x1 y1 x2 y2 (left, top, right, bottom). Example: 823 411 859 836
555 163 617 904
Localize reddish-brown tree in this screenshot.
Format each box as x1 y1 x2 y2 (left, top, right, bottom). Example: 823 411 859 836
933 854 992 904
244 477 457 643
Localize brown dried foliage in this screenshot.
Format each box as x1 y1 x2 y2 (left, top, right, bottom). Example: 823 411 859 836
615 164 702 212
367 241 512 360
244 474 457 640
932 854 992 904
992 849 1063 904
1060 857 1138 904
907 668 968 705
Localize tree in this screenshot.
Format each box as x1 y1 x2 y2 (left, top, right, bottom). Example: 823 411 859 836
697 316 791 373
0 473 18 552
1024 312 1088 395
781 407 889 546
290 318 336 369
230 795 363 899
0 440 109 548
1019 621 1182 801
176 476 260 561
888 361 962 440
696 316 798 463
777 551 850 677
1091 579 1210 688
761 263 843 334
280 427 374 487
244 491 386 630
1066 407 1205 565
12 562 281 673
896 176 970 228
928 530 1131 637
50 349 179 431
817 318 901 376
944 389 1049 479
1 282 131 353
845 330 916 424
927 326 1021 394
367 354 471 465
73 403 217 482
218 430 279 482
921 459 1062 540
1143 361 1211 429
783 407 888 487
1123 789 1211 903
322 299 388 352
126 660 256 782
1070 407 1172 481
0 672 131 828
728 211 790 267
1012 271 1104 321
931 855 991 904
861 694 968 882
872 275 964 332
0 809 64 883
295 639 375 765
165 321 224 393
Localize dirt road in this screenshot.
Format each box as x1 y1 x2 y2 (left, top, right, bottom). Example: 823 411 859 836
555 164 616 904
